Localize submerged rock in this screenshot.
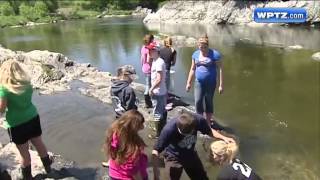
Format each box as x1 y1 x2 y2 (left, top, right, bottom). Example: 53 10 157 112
311 52 320 61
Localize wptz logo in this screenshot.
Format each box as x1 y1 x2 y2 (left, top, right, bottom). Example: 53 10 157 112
254 8 307 23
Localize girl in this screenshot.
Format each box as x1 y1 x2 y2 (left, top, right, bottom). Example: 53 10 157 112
141 34 154 108
0 59 52 180
104 110 148 180
209 140 261 180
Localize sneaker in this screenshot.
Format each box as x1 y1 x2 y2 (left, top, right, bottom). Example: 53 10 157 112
101 161 109 168
165 103 173 111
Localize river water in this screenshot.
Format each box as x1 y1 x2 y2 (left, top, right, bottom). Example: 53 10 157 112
0 17 319 179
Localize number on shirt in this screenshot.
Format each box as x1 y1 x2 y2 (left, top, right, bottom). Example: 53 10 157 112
232 162 252 178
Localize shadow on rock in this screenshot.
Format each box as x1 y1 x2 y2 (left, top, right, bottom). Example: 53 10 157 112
33 167 97 180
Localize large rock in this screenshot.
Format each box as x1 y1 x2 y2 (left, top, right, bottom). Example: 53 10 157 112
144 1 320 25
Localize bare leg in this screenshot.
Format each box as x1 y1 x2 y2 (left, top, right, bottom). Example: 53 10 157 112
30 136 48 158
16 142 31 167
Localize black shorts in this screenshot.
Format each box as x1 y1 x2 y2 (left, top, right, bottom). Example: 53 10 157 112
8 115 42 145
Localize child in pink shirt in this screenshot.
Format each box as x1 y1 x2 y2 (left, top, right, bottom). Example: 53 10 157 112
141 34 154 108
105 110 148 180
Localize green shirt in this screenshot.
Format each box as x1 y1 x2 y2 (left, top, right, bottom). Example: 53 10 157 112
0 85 38 128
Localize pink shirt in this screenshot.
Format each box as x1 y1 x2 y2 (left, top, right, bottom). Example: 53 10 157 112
109 133 148 180
141 46 151 74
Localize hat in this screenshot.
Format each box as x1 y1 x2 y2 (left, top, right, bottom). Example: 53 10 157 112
118 65 138 79
146 41 161 51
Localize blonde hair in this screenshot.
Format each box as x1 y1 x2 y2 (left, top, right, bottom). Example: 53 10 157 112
210 140 238 165
0 59 31 94
164 37 172 47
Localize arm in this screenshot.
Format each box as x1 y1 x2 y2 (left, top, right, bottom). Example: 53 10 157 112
152 150 160 180
198 114 234 143
149 71 163 96
186 60 196 92
216 61 223 94
211 128 235 143
171 49 177 66
132 172 143 180
125 89 137 110
0 98 7 114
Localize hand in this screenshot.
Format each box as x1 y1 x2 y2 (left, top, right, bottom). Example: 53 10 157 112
218 85 223 94
223 137 235 144
186 83 191 92
149 89 154 96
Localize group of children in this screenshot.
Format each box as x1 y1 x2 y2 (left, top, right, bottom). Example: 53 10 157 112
0 34 262 180
107 35 262 179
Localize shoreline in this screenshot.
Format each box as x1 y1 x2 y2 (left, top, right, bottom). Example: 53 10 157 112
0 45 201 179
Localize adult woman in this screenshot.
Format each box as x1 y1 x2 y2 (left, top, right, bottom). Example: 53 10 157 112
209 140 261 180
104 110 148 180
0 59 52 179
186 35 224 125
141 34 154 108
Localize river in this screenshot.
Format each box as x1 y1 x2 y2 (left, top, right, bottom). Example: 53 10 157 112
0 17 319 179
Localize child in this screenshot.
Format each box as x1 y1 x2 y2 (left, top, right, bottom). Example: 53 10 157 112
0 59 53 179
147 42 167 138
209 140 262 180
104 110 148 180
111 65 138 118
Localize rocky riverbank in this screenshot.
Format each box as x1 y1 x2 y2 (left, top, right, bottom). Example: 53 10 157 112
0 45 204 179
143 0 320 26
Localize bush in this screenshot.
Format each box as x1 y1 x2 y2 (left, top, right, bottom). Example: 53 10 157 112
34 1 49 17
19 3 38 21
19 2 49 21
0 2 15 16
0 15 27 28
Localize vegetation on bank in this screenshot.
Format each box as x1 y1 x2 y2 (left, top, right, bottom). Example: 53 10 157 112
0 0 166 28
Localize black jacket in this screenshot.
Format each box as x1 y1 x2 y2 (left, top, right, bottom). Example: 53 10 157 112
110 79 137 118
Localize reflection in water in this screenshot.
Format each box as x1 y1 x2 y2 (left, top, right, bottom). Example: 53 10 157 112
0 18 319 179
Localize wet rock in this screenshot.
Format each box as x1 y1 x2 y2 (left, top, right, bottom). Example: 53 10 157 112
286 45 304 50
132 6 152 17
311 52 320 61
144 1 320 25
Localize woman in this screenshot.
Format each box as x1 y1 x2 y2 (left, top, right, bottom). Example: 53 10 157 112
186 35 224 125
209 140 262 180
0 59 52 180
141 34 154 108
104 110 148 180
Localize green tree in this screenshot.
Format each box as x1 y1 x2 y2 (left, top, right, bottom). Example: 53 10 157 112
34 1 49 17
0 2 15 16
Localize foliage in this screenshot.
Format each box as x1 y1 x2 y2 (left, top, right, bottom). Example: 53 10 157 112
0 2 15 16
34 1 49 17
0 15 27 27
19 2 49 21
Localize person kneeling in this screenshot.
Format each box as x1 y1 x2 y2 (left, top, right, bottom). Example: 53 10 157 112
209 140 262 180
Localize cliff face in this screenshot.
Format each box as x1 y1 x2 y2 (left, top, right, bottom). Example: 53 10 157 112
143 1 320 25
